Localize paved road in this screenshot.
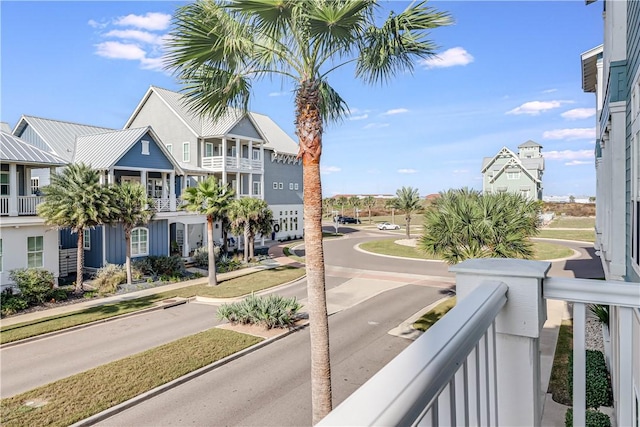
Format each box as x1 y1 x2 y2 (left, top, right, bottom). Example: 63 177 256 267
96 284 443 427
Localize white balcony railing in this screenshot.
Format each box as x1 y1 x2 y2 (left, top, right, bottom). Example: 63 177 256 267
152 198 171 212
201 156 261 171
0 196 8 215
18 196 43 215
319 258 640 427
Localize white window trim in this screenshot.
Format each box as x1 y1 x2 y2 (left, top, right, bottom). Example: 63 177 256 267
141 140 150 155
166 143 172 154
131 227 149 257
253 181 261 195
182 142 190 162
83 229 91 250
31 177 40 195
205 142 214 157
278 182 283 190
27 235 44 268
252 148 260 160
0 171 9 196
289 183 294 190
272 182 278 190
294 183 299 190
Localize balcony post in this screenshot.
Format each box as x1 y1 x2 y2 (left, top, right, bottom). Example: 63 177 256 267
450 258 551 427
8 163 18 216
169 171 176 211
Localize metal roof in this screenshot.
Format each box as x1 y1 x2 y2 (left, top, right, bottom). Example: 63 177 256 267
74 127 151 169
1 122 11 133
131 86 298 154
13 116 114 162
518 140 542 148
581 45 603 93
0 130 67 166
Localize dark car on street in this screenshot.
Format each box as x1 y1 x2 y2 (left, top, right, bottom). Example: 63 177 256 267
335 216 361 224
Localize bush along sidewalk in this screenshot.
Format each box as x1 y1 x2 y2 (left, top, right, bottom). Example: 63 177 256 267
565 349 613 427
217 293 303 329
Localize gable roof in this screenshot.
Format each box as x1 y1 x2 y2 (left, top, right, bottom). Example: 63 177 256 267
125 86 299 155
13 115 114 162
74 126 182 172
489 157 541 184
1 122 11 133
1 130 67 166
518 140 542 148
481 146 519 173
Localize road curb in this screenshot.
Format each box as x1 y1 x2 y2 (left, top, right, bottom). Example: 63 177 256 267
70 322 309 427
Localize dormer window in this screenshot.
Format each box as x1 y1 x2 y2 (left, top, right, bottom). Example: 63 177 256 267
141 140 150 155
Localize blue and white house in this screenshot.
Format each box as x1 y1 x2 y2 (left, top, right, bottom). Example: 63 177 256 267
124 86 303 243
0 129 67 289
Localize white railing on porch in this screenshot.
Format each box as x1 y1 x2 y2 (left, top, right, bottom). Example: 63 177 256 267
319 258 640 427
18 196 43 215
201 156 260 171
0 196 8 215
152 198 171 212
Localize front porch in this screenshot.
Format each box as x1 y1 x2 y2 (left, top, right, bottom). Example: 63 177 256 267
318 258 639 427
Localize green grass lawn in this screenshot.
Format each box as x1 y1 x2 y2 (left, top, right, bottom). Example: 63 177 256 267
547 216 595 229
413 297 457 332
359 238 574 261
538 229 595 242
0 266 305 344
0 328 262 427
548 320 573 405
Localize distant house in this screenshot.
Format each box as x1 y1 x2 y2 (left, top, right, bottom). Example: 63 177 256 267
481 141 544 200
124 85 303 241
0 130 67 289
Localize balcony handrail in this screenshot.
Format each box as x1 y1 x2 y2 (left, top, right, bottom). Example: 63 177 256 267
318 280 507 426
544 277 640 307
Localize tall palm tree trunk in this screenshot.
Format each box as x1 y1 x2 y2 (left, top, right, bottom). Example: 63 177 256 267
75 229 84 293
297 81 332 424
243 222 250 262
406 215 411 239
125 228 133 285
207 216 217 286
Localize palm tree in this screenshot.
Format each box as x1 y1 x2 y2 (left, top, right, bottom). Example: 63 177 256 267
419 188 541 264
385 198 397 224
180 176 235 286
228 197 272 261
335 196 348 217
393 186 422 238
322 198 333 218
362 196 376 223
37 163 117 293
112 183 155 285
165 1 451 421
349 196 362 221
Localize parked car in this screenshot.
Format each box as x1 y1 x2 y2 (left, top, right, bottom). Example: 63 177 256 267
335 216 361 224
377 222 400 230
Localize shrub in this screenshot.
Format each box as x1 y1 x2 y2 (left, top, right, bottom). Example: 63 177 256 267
565 408 611 427
47 287 70 303
133 255 185 279
568 350 612 409
217 293 303 329
9 268 55 305
589 304 609 327
92 264 127 295
1 289 29 317
217 254 242 273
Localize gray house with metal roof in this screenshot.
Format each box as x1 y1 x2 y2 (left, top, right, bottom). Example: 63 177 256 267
481 141 544 200
124 86 304 241
0 130 67 289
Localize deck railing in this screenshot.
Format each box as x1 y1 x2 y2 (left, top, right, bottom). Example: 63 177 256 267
0 195 44 216
0 197 8 215
319 258 640 427
152 198 171 212
201 156 260 171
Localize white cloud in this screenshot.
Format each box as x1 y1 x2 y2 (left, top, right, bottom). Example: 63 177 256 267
363 123 389 129
542 88 558 93
544 149 593 161
561 108 596 120
140 56 166 71
452 169 469 174
321 166 341 175
565 160 592 166
421 47 474 69
104 29 164 45
114 12 171 31
542 127 596 140
88 19 107 29
398 168 418 174
349 114 369 121
506 100 573 116
268 91 287 97
381 108 409 116
95 41 146 60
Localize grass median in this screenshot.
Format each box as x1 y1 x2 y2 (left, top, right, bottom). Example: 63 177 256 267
0 328 263 427
538 229 594 242
1 266 305 345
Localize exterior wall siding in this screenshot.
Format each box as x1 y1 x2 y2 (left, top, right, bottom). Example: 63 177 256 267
115 134 174 170
15 125 52 154
230 117 261 139
105 219 168 265
83 227 104 269
263 153 303 205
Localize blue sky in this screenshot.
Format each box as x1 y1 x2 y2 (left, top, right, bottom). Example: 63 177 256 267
1 1 603 197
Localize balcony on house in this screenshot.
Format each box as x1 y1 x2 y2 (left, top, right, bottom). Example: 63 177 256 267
101 169 178 213
318 258 639 427
0 163 50 217
200 137 264 173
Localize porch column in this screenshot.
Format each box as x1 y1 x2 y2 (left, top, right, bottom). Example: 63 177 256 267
221 138 227 186
260 144 265 200
140 170 147 194
182 223 190 258
99 172 105 186
235 138 240 168
249 172 254 197
8 163 17 216
162 172 168 199
107 169 115 185
248 140 253 169
236 172 241 196
450 258 551 427
169 171 176 211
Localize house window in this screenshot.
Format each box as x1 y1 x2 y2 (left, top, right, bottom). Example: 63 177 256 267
289 183 294 190
31 177 40 195
0 172 9 195
294 183 299 191
507 172 521 180
131 227 149 257
166 143 172 154
182 142 190 162
147 178 163 198
27 236 44 268
141 140 150 155
273 182 278 190
253 181 261 196
205 143 214 157
252 149 260 160
278 182 283 190
83 229 91 250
